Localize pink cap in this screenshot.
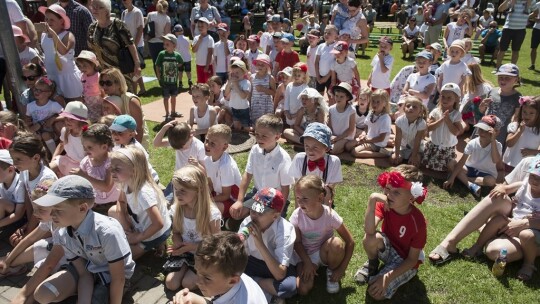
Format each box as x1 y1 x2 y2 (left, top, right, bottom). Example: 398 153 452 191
12 25 30 43
39 4 71 30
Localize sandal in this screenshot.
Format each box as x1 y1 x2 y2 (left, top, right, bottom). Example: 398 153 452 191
517 264 537 281
354 259 379 285
429 245 459 266
0 264 28 279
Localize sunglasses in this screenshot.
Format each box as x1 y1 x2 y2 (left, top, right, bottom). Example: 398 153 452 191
99 80 115 87
22 75 38 81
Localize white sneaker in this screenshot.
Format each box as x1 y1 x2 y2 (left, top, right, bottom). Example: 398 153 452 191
326 268 340 294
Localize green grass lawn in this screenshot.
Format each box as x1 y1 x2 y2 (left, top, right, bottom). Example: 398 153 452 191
142 28 540 303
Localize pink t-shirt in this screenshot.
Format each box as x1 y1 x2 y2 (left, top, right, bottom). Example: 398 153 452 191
82 72 100 97
289 205 343 255
79 156 120 205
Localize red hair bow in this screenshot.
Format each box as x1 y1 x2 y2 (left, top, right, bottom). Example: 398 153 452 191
377 171 407 189
473 96 482 104
82 125 89 132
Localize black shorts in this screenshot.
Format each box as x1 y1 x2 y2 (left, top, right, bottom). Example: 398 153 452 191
484 44 498 54
532 28 540 49
315 75 332 94
499 28 526 52
179 61 192 73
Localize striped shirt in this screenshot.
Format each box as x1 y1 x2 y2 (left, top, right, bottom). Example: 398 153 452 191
503 0 532 29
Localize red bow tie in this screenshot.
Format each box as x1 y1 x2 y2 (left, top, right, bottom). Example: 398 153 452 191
308 158 325 172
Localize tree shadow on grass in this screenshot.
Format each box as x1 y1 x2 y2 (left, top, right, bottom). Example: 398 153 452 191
520 77 540 89
364 275 430 304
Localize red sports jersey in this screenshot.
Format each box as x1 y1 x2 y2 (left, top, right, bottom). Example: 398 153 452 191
375 201 427 268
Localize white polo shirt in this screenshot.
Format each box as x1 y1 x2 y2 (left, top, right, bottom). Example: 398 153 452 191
245 144 294 192
0 172 25 204
192 34 215 66
240 216 296 266
212 273 267 304
204 153 242 196
55 211 135 282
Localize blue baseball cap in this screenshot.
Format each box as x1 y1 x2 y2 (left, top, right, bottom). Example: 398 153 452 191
416 50 433 61
300 122 332 148
110 114 137 132
281 33 295 43
34 175 95 207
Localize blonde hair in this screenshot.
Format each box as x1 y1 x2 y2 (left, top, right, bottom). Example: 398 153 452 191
100 68 128 95
296 175 325 195
464 63 492 96
371 89 390 114
156 0 169 14
402 96 428 121
207 124 232 143
0 111 26 133
110 146 166 210
98 114 116 126
172 165 216 236
292 63 309 84
31 179 55 201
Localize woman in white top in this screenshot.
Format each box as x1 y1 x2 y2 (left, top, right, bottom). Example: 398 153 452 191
146 0 171 71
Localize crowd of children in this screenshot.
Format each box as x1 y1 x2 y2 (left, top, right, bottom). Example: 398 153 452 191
1 0 540 303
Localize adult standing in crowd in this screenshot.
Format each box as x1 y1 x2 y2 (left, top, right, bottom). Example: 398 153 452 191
424 0 450 46
121 0 146 95
87 0 141 92
343 0 370 51
58 0 94 56
190 0 221 42
146 0 171 73
176 0 193 37
496 0 533 69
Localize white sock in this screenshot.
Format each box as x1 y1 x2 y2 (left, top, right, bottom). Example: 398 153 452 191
45 139 56 154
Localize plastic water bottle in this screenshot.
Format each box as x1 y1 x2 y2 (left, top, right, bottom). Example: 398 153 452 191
238 225 251 242
491 248 508 277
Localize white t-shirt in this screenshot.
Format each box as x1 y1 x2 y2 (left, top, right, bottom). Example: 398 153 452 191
370 54 394 89
122 7 144 48
289 152 343 184
464 137 502 177
19 47 39 66
331 57 356 83
174 137 206 170
212 273 267 304
405 72 436 106
505 156 537 184
240 216 296 266
192 34 215 66
0 172 25 204
214 39 234 73
124 182 171 242
306 45 318 77
60 127 86 162
315 42 337 76
229 79 251 109
147 12 171 43
503 123 540 167
512 181 540 220
245 144 295 192
403 26 420 38
395 115 427 150
284 83 308 125
445 22 469 46
203 153 242 196
435 60 470 87
113 140 159 183
20 164 57 200
260 32 273 53
26 100 63 123
170 204 221 251
175 35 192 62
479 16 494 28
328 105 356 140
428 108 461 147
365 112 392 147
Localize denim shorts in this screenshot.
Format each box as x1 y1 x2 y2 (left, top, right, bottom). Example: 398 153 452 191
141 227 171 251
231 107 250 127
179 60 191 72
162 84 179 98
465 165 491 178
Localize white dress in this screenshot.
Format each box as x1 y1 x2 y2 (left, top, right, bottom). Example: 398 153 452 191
41 31 83 99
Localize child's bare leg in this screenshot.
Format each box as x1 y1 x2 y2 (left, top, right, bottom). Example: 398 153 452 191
321 236 345 270
0 199 14 220
136 77 146 94
345 140 359 152
473 175 496 187
351 143 371 157
163 96 170 117
257 278 278 296
34 270 77 303
282 128 301 145
107 205 132 232
165 265 188 291
485 235 523 262
171 95 177 114
296 262 315 295
130 244 145 260
362 232 385 260
465 215 509 257
181 269 198 290
518 229 538 266
330 139 348 155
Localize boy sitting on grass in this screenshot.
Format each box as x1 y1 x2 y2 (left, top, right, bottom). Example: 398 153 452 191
172 231 267 304
355 164 427 301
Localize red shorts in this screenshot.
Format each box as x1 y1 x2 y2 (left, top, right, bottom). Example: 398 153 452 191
196 64 214 84
212 185 239 219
